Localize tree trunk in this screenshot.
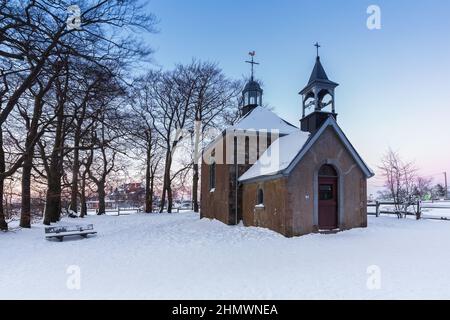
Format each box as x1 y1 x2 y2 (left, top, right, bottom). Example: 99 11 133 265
69 145 80 213
20 154 33 228
160 150 172 213
159 187 166 213
192 118 201 213
19 76 57 228
69 99 87 213
167 184 173 213
145 142 152 213
97 181 106 215
0 129 7 231
43 172 62 224
192 163 199 212
44 94 65 224
80 173 87 218
149 174 154 214
0 175 6 231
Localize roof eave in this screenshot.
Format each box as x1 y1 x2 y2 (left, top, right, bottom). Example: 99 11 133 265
239 172 286 184
299 80 339 95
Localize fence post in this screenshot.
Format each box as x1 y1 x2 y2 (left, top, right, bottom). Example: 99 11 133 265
375 201 380 217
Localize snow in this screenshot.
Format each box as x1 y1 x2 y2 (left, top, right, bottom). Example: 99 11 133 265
419 201 450 219
239 129 310 182
231 106 297 135
2 211 450 299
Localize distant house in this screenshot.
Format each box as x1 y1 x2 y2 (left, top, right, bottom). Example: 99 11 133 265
109 182 145 207
200 52 374 237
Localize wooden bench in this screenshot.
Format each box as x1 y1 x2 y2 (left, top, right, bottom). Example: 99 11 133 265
45 224 97 242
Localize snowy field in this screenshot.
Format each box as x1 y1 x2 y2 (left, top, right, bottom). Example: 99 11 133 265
2 211 450 299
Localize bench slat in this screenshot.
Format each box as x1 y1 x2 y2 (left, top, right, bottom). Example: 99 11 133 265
45 224 94 234
45 230 97 238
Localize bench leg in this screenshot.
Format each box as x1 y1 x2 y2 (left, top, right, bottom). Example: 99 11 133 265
81 234 88 238
57 236 63 242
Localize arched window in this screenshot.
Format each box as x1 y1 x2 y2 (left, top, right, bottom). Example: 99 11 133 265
318 164 338 177
257 188 264 205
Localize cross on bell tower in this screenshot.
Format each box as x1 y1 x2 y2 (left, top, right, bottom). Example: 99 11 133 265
314 42 321 57
299 43 339 133
240 51 263 117
246 51 260 80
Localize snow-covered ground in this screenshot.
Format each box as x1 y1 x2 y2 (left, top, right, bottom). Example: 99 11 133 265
1 211 450 299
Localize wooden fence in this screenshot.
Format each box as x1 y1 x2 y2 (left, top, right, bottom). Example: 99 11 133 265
90 207 141 216
367 201 450 221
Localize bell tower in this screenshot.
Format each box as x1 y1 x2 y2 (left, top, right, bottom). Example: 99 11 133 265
240 51 263 117
300 43 339 133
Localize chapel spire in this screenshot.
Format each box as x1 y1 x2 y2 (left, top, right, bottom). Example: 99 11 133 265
300 43 339 133
241 51 263 117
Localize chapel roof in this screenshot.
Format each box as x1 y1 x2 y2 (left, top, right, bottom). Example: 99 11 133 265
230 106 297 134
243 79 263 92
300 57 339 94
238 116 374 183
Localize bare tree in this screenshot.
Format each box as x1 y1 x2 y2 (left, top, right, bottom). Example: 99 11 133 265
189 61 241 212
0 0 157 229
139 69 194 213
38 59 71 225
87 102 127 215
378 149 422 217
67 62 120 214
127 88 164 213
135 63 240 213
79 133 95 218
19 69 62 228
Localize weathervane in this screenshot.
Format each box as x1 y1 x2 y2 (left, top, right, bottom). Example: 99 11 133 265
314 42 321 58
245 51 259 80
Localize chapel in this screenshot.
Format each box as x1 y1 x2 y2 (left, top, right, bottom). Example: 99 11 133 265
200 48 374 237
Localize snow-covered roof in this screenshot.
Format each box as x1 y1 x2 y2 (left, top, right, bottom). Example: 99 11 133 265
231 106 297 134
239 116 374 183
238 129 311 182
202 106 298 155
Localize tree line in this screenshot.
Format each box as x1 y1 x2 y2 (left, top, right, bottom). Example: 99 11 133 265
0 0 241 231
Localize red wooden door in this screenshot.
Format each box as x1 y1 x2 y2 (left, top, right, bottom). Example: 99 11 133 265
318 177 338 229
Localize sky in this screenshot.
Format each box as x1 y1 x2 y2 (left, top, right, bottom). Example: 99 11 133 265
143 0 450 195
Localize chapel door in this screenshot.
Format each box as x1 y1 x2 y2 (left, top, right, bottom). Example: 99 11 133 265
318 168 338 229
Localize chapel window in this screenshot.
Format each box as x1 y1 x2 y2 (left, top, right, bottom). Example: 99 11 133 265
257 188 264 205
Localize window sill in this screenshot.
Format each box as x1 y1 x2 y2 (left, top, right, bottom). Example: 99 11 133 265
255 204 265 209
210 188 215 193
